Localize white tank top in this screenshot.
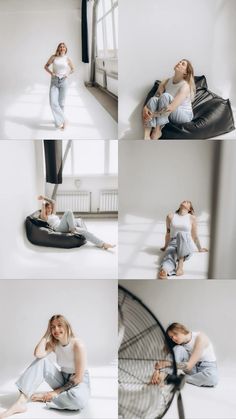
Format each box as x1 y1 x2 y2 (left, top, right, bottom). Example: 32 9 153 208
170 213 192 238
55 341 75 373
47 214 60 229
183 332 217 362
53 55 70 78
165 77 192 112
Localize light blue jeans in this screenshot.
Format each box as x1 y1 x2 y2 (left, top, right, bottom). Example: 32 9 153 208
161 231 193 275
174 345 218 387
16 358 90 411
54 210 104 247
49 76 67 127
146 93 193 127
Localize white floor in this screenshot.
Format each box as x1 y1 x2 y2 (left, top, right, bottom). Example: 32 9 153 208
0 81 117 140
0 365 118 419
164 365 236 419
0 219 117 280
119 215 209 280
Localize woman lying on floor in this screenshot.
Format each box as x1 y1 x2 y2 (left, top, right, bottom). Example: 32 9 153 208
143 59 195 140
151 322 218 387
38 195 115 250
158 200 207 279
0 315 90 418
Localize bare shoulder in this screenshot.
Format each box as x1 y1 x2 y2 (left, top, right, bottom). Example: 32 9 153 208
190 214 197 222
72 338 85 351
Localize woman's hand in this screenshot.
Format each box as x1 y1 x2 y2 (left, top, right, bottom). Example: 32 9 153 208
42 391 58 402
154 360 169 369
69 374 80 386
143 106 153 122
164 104 174 113
150 370 165 385
199 248 208 252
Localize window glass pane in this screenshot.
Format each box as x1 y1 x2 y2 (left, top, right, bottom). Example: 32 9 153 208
109 141 118 174
73 141 105 175
105 11 114 52
96 21 104 57
97 0 103 20
62 141 72 175
104 0 112 14
114 5 118 48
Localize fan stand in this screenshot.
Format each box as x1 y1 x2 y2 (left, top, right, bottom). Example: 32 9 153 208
166 374 186 419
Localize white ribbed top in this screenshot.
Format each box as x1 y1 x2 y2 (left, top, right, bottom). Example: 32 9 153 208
183 332 217 362
47 214 60 229
170 213 192 238
166 77 192 111
53 55 70 78
55 341 75 373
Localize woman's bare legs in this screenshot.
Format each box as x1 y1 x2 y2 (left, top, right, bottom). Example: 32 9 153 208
176 258 184 276
0 393 28 419
144 127 152 140
150 126 162 140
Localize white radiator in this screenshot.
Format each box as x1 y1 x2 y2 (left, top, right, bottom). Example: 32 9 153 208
99 190 118 212
56 191 91 213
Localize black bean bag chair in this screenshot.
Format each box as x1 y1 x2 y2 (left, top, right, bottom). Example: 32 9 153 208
25 211 86 249
144 75 235 139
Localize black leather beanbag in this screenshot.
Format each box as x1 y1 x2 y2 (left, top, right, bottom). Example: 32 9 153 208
25 212 86 249
144 75 235 139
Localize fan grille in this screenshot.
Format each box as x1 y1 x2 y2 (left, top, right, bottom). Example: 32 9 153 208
118 286 176 419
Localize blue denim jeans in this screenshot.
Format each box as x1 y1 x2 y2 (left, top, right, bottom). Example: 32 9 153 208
174 345 218 387
16 358 90 411
146 93 193 127
161 232 193 275
54 210 104 247
49 76 67 127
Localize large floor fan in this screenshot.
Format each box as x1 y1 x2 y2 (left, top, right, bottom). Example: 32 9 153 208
118 286 185 419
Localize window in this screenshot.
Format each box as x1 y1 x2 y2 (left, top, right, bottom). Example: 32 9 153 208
62 141 118 176
95 0 118 58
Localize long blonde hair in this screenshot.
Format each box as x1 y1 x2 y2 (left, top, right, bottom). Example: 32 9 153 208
49 314 75 345
182 59 196 101
55 42 68 56
166 322 190 335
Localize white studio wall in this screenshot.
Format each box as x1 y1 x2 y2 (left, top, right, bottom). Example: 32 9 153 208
0 0 83 87
119 141 214 220
0 280 117 385
119 0 236 139
120 280 236 364
0 141 44 278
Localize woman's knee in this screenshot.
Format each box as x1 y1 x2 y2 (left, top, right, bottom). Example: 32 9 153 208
69 389 89 410
159 92 173 105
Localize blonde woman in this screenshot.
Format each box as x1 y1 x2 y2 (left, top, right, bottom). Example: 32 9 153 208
143 59 196 140
38 195 115 250
159 200 207 279
44 42 74 130
151 322 218 387
0 315 90 418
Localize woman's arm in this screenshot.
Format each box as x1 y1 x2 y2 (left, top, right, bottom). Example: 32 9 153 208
165 83 190 112
34 326 54 358
67 58 75 76
38 195 56 214
44 55 55 76
45 340 86 399
161 214 172 251
184 333 210 371
191 216 208 252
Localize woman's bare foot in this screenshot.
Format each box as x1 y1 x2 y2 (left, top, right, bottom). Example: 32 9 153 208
176 258 184 276
158 269 167 279
0 395 27 419
150 126 161 140
102 243 116 250
31 392 47 402
144 127 152 140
